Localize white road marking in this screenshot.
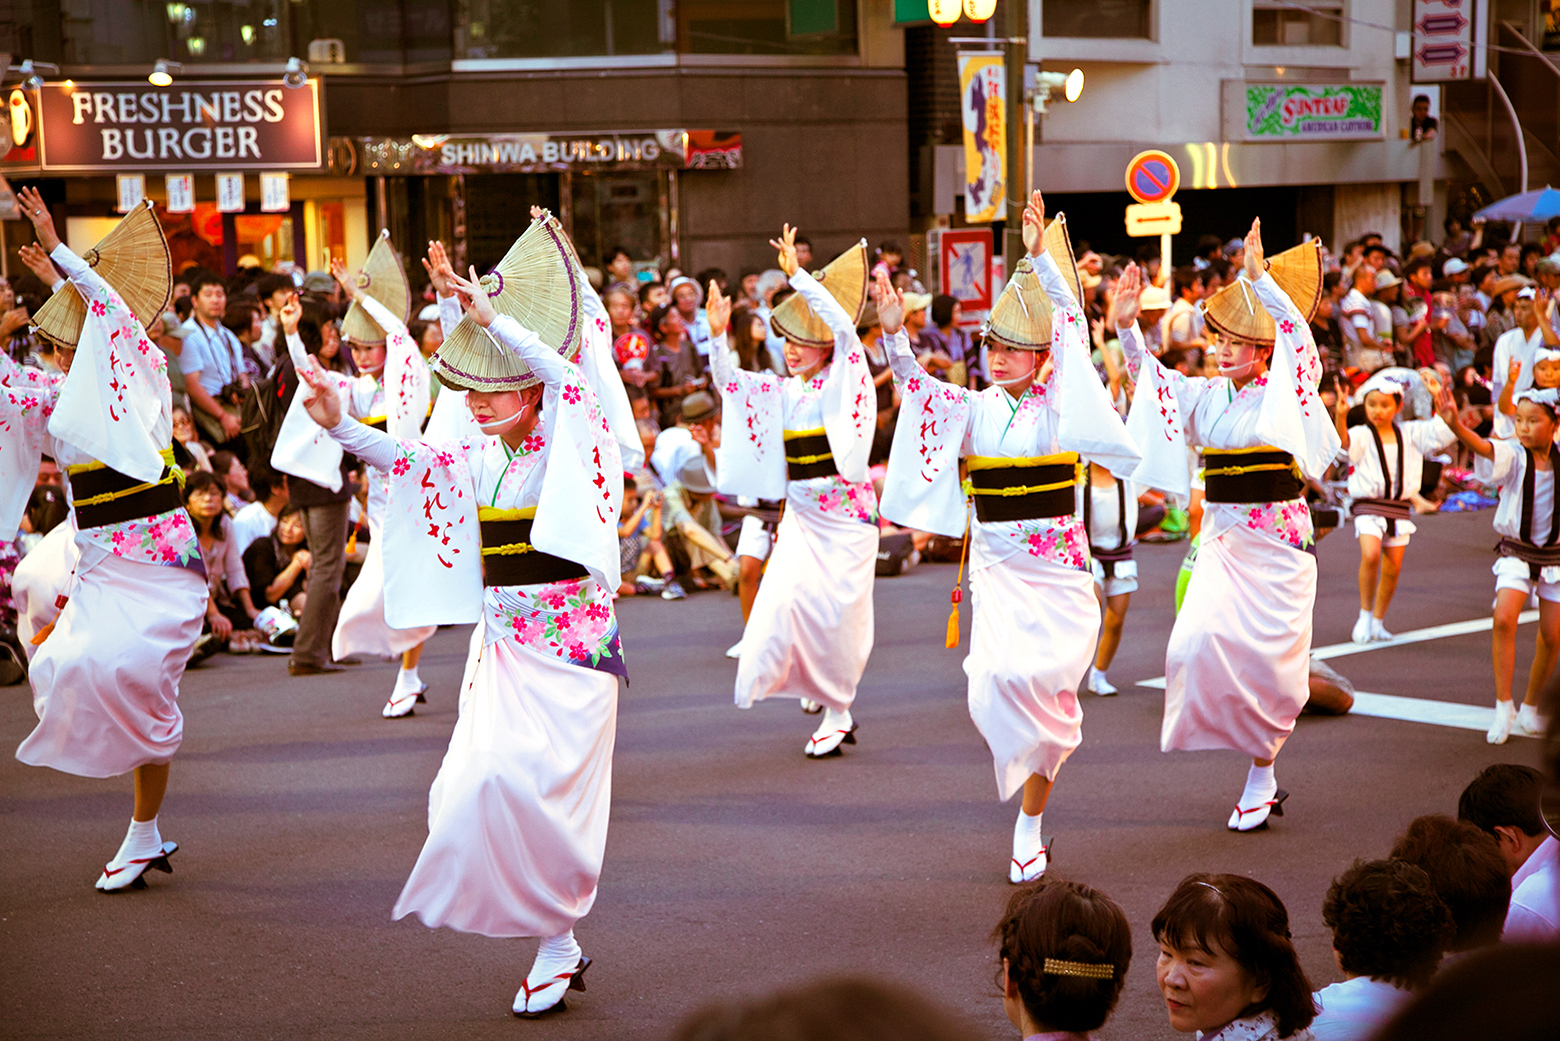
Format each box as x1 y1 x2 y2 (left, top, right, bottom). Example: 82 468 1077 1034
1350 692 1540 739
1134 611 1540 691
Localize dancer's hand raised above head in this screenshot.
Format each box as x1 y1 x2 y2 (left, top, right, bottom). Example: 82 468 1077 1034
1114 262 1143 328
280 294 302 337
769 224 799 278
706 280 732 338
16 186 61 252
875 268 905 335
448 266 498 328
330 258 363 302
1021 191 1047 257
422 241 455 298
299 356 342 429
1243 218 1264 282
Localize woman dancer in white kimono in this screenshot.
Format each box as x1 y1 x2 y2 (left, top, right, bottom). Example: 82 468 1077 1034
272 242 434 717
2 189 206 890
1118 219 1339 831
296 217 623 1018
707 226 878 758
879 192 1139 881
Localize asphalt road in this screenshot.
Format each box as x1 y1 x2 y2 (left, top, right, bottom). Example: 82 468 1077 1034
0 509 1547 1041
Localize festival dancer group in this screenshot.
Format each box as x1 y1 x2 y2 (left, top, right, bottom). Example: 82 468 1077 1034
0 177 1523 1020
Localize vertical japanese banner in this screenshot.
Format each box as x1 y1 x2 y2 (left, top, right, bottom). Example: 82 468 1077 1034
216 172 245 212
957 52 1005 224
260 172 290 213
115 173 145 213
165 173 194 213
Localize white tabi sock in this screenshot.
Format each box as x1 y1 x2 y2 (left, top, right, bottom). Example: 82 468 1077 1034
813 705 853 738
529 931 582 980
1012 809 1043 860
114 816 164 864
395 666 422 693
1351 609 1372 643
1238 763 1277 810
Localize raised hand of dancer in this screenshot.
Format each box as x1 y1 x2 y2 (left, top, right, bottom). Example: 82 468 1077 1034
280 294 302 337
17 242 58 285
530 206 546 221
1243 218 1264 282
330 258 363 302
17 186 61 252
1113 262 1143 329
448 266 499 328
875 268 905 335
1021 190 1046 257
769 224 799 278
422 241 455 298
298 356 342 429
706 280 731 338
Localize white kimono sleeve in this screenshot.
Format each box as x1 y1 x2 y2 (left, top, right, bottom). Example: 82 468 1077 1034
0 357 58 538
271 330 354 491
44 243 168 484
574 277 645 475
490 314 624 593
710 329 787 499
790 268 875 483
424 294 482 443
1120 321 1195 496
1045 285 1141 480
1250 271 1342 480
879 327 971 536
357 294 430 440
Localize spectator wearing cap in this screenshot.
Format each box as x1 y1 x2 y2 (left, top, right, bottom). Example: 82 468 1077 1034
660 454 737 592
668 275 712 356
1311 859 1455 1041
1442 256 1471 284
1365 270 1402 370
753 268 790 372
1536 257 1560 294
651 390 718 486
1389 814 1512 954
1136 283 1171 356
1458 764 1559 943
900 287 931 360
1223 236 1245 270
919 294 972 387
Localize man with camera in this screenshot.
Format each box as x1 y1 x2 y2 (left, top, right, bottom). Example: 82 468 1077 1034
179 271 249 453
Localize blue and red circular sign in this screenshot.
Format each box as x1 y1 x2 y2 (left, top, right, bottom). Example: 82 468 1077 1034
1125 150 1180 205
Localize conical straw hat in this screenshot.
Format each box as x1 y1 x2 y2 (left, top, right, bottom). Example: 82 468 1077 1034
1202 239 1323 346
980 257 1054 351
769 240 869 349
430 211 581 393
1043 213 1083 306
32 199 171 348
340 229 409 345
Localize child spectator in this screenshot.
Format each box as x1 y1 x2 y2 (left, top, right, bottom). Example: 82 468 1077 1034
616 477 677 598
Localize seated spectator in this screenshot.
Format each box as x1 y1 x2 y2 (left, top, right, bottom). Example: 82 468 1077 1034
638 279 668 315
232 471 289 554
184 471 260 652
243 503 309 616
171 405 213 472
210 450 254 509
651 391 717 485
1389 814 1511 953
1311 859 1455 1041
1152 873 1317 1041
661 456 737 594
669 978 972 1041
604 285 637 342
616 478 676 599
1458 764 1559 942
993 878 1132 1039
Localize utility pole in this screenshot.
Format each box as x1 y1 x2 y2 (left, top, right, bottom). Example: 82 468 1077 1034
1003 0 1028 275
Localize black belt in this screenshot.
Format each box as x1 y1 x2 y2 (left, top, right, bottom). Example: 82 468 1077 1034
1365 423 1406 534
784 431 837 481
1203 449 1304 504
1083 475 1133 573
71 464 184 530
1352 497 1413 521
1497 536 1560 578
969 461 1077 523
480 516 589 587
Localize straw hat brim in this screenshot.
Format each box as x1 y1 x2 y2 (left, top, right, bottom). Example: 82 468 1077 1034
430 212 582 393
1202 239 1322 346
981 257 1053 351
32 200 171 348
1043 214 1083 306
769 240 869 349
340 230 409 345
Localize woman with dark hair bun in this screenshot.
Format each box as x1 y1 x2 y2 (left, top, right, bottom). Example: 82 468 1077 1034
1311 859 1454 1041
1153 873 1317 1041
992 878 1132 1039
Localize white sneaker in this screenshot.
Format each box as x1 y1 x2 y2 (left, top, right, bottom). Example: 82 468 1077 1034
1370 618 1394 642
724 640 743 660
1487 701 1516 744
1516 702 1545 736
1089 667 1118 696
96 840 178 892
512 955 591 1018
805 709 857 757
1351 611 1372 644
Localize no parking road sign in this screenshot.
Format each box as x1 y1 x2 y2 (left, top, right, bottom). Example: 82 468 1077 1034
1125 150 1180 205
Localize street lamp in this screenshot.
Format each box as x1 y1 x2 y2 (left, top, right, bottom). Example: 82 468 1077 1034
148 59 181 87
283 57 309 89
1031 68 1084 114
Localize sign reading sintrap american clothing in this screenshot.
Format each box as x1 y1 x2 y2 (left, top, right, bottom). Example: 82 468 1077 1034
347 130 742 175
1241 83 1384 141
31 79 324 172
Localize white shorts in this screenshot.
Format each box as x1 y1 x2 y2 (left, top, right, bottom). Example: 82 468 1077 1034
1493 555 1560 602
736 514 773 561
1091 557 1138 597
1353 514 1414 548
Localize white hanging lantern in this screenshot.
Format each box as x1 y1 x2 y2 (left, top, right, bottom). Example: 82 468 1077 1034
929 0 961 27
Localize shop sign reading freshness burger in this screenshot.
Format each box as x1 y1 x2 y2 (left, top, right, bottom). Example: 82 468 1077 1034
26 79 324 172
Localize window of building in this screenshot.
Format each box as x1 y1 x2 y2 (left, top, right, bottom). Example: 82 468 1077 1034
1039 0 1152 40
678 0 857 55
457 0 673 60
1252 2 1345 47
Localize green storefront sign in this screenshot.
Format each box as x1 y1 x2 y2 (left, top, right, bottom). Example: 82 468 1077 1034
1244 83 1383 140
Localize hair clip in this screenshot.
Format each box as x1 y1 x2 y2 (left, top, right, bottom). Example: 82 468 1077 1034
1042 958 1115 980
